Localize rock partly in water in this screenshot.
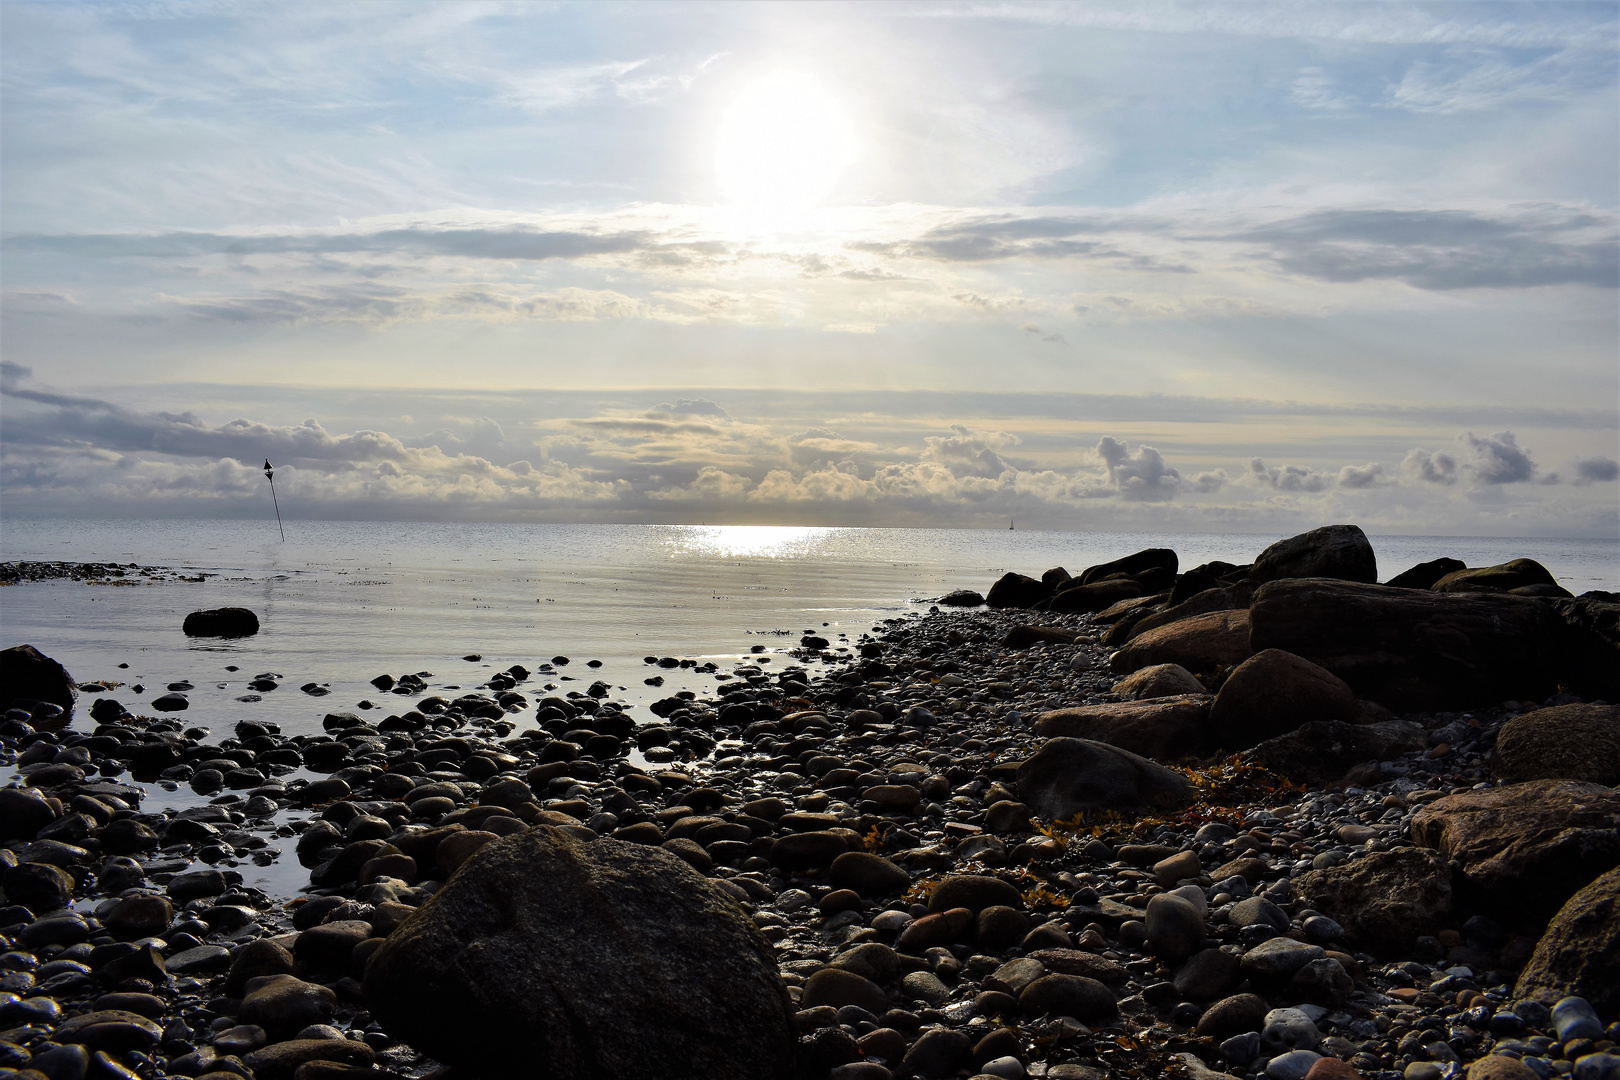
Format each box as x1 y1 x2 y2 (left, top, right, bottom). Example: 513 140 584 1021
182 607 261 638
986 573 1054 610
364 825 796 1080
0 644 77 717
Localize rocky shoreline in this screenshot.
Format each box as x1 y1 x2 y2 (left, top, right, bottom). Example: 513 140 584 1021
0 524 1617 1080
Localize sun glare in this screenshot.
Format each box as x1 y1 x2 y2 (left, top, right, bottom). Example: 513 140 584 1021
714 70 856 230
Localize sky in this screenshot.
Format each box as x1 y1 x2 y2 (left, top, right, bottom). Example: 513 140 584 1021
1 0 1616 535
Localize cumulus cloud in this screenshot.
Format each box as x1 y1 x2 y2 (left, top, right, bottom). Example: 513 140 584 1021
1095 437 1181 501
1460 430 1538 484
1572 456 1620 484
649 398 729 418
1403 447 1459 485
1192 470 1228 493
1248 458 1331 492
1338 462 1392 489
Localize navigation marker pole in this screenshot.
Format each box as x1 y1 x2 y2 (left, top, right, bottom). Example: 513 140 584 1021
264 459 285 542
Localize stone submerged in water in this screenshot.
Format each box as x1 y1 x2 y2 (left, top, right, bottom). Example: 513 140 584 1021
364 825 796 1080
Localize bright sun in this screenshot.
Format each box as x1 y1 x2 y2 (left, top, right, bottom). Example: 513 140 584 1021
714 70 856 229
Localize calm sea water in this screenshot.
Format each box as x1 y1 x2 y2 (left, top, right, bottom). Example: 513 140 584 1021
2 518 1615 895
3 519 1615 735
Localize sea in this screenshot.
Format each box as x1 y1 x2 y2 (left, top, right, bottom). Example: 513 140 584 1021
2 518 1616 896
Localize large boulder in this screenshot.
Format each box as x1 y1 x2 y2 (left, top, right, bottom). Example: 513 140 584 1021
1409 780 1620 931
1491 703 1620 786
1433 559 1565 595
1034 696 1212 761
1247 578 1582 712
1385 557 1467 589
1208 649 1361 751
1108 610 1251 675
0 644 77 717
1514 865 1620 1018
1243 720 1425 783
1126 582 1257 642
986 573 1053 610
182 608 260 637
1249 525 1377 585
1290 848 1451 954
1016 737 1191 820
1078 548 1178 586
364 826 795 1080
1049 579 1144 614
1111 664 1206 700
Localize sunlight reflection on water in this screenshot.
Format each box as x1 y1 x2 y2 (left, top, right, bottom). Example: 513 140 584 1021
667 525 839 559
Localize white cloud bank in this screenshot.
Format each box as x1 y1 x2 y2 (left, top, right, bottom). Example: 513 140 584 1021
3 363 1614 536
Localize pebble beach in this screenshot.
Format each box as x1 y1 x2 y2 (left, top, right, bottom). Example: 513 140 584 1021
1 523 1617 1080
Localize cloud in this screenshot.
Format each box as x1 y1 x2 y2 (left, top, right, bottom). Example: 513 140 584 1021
3 226 657 262
1404 447 1459 485
1232 209 1619 291
1191 470 1227 493
1095 437 1180 501
1572 456 1620 484
1021 323 1067 343
1337 462 1391 489
1460 430 1537 484
1248 457 1330 492
648 398 729 419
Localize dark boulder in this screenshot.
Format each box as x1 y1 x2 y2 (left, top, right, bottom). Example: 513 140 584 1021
1247 578 1584 712
364 826 795 1080
937 590 984 607
1208 649 1361 751
985 573 1052 610
1432 559 1563 595
1243 719 1424 783
0 644 77 717
1385 557 1466 589
1491 703 1620 786
182 608 261 638
1290 848 1452 954
1410 779 1620 931
1000 626 1080 649
0 786 58 840
1126 581 1256 642
1248 524 1376 585
1049 579 1144 614
1016 737 1191 819
1514 865 1620 1017
1077 548 1178 586
1108 610 1251 675
1034 695 1212 760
